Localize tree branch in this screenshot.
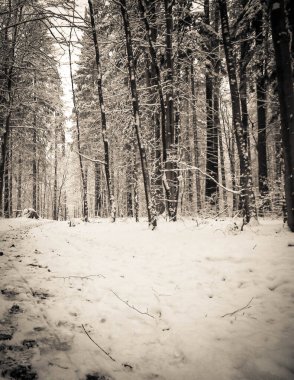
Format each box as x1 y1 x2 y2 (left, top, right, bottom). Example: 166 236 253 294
221 297 254 318
82 324 116 362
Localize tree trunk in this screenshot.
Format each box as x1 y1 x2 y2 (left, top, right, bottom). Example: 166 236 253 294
269 0 294 231
17 152 22 212
191 63 202 211
53 123 58 220
119 0 157 228
94 160 101 217
204 0 218 202
164 0 179 221
69 36 89 222
88 0 115 222
255 8 268 200
218 0 256 224
32 117 37 212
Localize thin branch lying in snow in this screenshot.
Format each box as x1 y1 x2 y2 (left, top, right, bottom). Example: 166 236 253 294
111 290 155 319
53 274 105 280
221 297 254 318
74 151 106 165
82 324 116 362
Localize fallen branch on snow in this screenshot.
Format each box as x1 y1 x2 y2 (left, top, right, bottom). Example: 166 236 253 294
82 324 116 362
53 274 105 280
221 297 254 318
111 290 155 319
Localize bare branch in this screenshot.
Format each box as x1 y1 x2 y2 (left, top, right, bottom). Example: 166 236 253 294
82 324 116 362
111 290 155 319
221 297 254 318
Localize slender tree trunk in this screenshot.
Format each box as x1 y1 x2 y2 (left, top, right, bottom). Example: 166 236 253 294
255 9 269 200
88 0 115 222
269 0 294 231
32 116 37 211
164 0 179 221
94 160 101 217
17 152 22 212
191 63 201 211
9 129 13 216
204 0 218 202
119 0 157 228
68 38 89 222
3 129 10 218
53 123 58 220
218 0 256 224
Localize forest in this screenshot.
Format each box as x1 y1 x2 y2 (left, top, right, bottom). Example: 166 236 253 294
1 1 294 379
0 0 293 231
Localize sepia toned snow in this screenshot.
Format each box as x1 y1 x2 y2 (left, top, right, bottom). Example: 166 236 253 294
0 217 293 380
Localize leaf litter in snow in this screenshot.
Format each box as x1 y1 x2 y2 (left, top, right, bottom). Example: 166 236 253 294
0 217 294 380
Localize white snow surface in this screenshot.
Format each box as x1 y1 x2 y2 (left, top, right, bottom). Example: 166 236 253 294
0 217 294 380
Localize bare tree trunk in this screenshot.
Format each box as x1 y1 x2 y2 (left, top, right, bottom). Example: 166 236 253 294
53 123 58 220
218 0 256 224
32 116 37 212
88 0 115 222
17 152 22 211
68 38 89 222
204 0 218 203
191 63 201 211
255 8 269 201
164 0 179 221
269 0 294 231
119 0 157 228
94 160 101 217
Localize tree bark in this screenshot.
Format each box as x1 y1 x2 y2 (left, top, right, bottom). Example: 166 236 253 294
255 8 268 199
68 37 89 222
119 0 157 228
163 0 179 221
88 0 115 222
269 0 294 231
218 0 256 224
191 63 202 211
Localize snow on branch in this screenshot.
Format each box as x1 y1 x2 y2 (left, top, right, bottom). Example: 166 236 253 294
163 162 241 195
74 151 106 165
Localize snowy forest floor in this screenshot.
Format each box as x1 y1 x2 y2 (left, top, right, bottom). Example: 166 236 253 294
0 217 294 380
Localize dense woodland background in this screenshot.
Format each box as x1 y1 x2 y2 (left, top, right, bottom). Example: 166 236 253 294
0 0 293 230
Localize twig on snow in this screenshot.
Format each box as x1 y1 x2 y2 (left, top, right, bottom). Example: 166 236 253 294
82 324 116 362
53 274 105 280
221 297 254 318
111 290 155 319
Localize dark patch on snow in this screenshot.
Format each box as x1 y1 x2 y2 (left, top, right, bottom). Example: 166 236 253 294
0 332 13 341
33 327 45 332
22 340 38 349
1 288 19 298
86 373 112 380
1 363 38 379
9 304 22 314
0 252 4 256
31 290 49 300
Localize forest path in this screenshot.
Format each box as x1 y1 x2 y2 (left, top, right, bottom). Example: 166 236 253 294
0 218 294 380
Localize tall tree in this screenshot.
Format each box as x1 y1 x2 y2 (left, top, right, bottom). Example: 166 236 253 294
218 0 257 224
268 0 294 231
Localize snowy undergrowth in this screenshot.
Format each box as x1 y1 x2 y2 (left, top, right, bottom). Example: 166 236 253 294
0 217 293 380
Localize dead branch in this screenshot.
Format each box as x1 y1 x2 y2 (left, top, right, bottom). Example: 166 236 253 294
221 297 254 318
82 324 116 362
54 274 105 280
111 290 155 319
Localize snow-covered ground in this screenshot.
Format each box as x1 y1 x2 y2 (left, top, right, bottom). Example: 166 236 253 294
0 217 294 380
